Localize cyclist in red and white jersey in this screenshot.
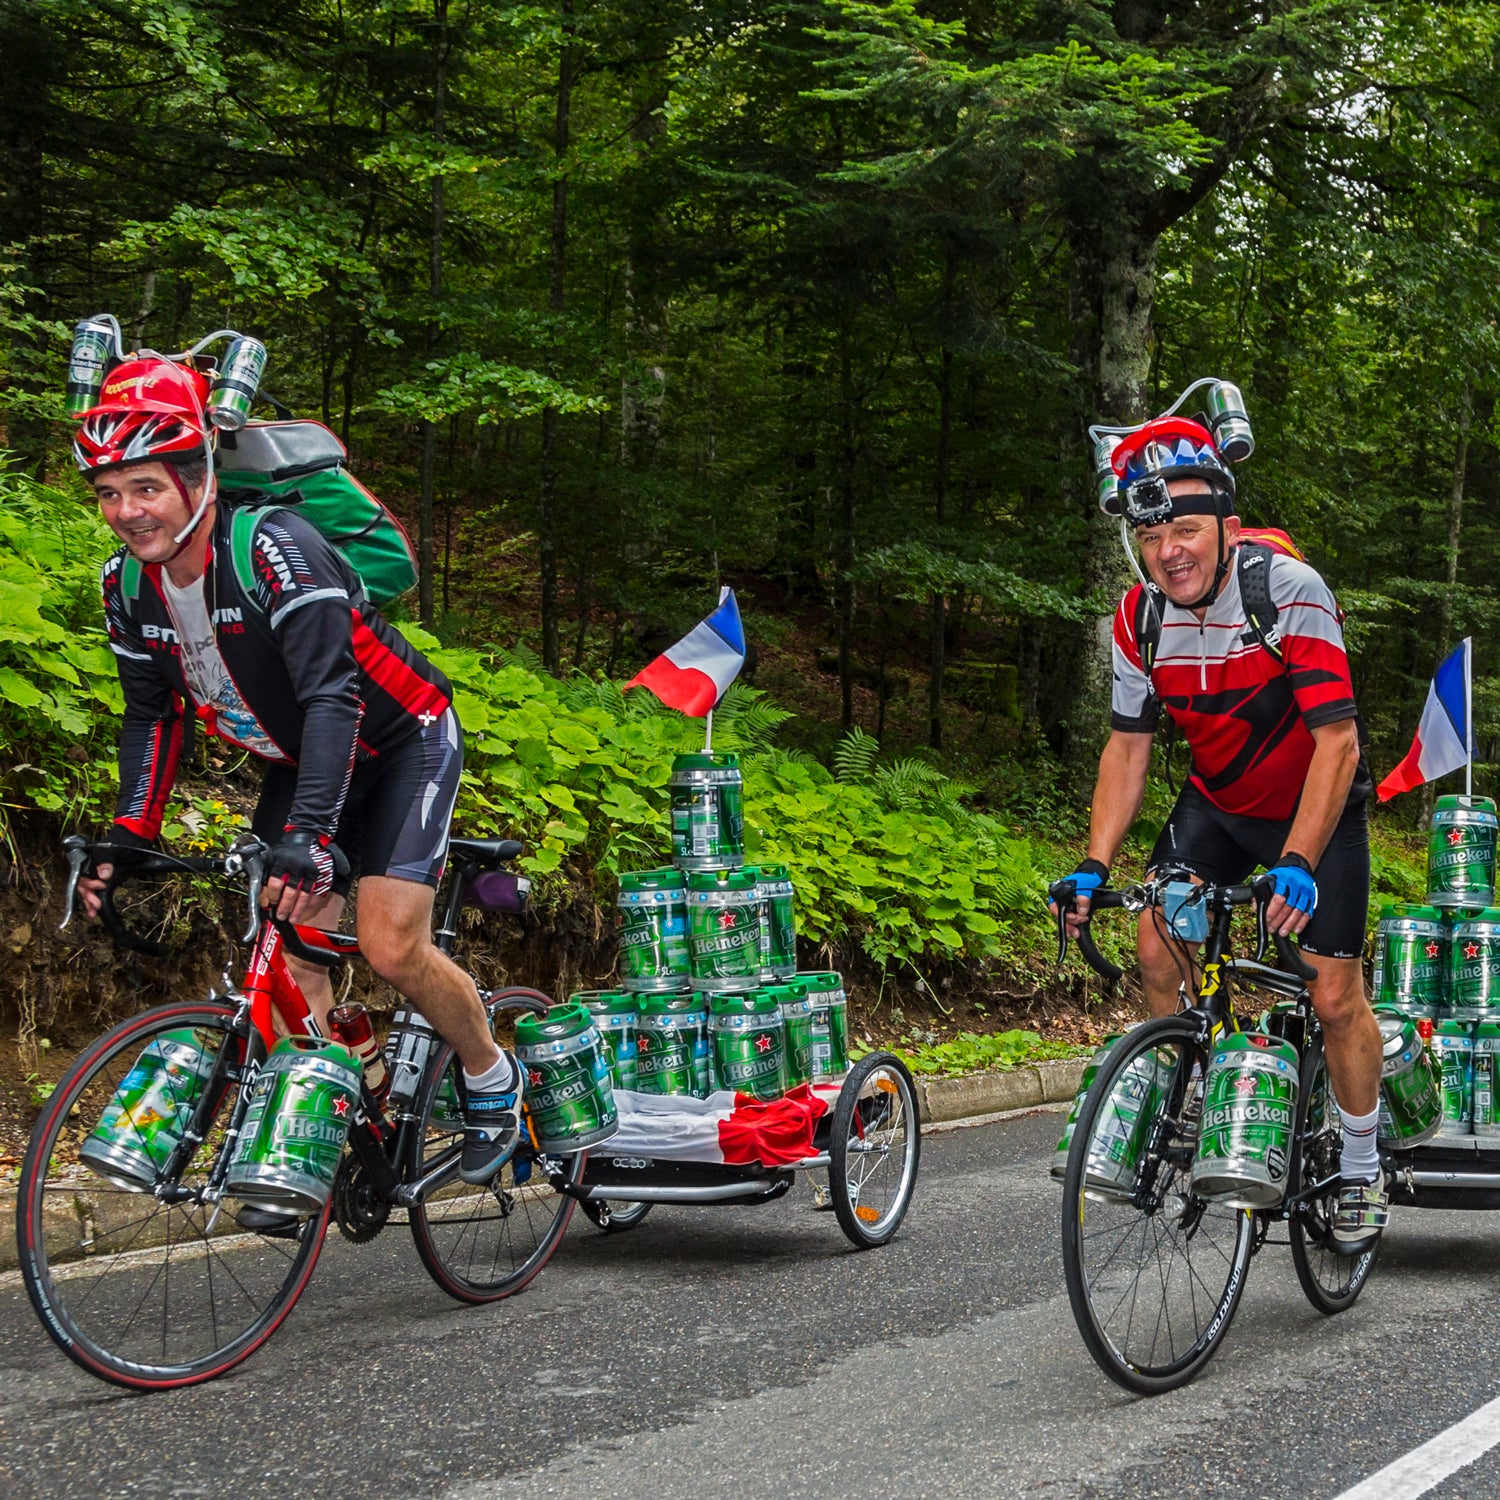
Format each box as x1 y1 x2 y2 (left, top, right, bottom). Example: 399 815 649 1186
1051 413 1387 1251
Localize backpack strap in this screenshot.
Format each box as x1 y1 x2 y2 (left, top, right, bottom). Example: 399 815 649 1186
1235 541 1284 665
1133 581 1166 679
227 503 276 610
119 554 143 619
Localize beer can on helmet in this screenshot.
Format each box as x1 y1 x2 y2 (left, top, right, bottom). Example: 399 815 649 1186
616 868 691 993
688 869 762 993
670 753 745 871
1191 1033 1299 1208
226 1036 362 1213
1445 909 1500 1021
1093 433 1124 514
79 1027 220 1192
514 1003 619 1150
798 971 849 1080
206 336 267 432
1372 905 1446 1019
1051 1034 1123 1184
1433 1019 1475 1138
1428 796 1499 910
574 990 639 1092
1374 1009 1442 1147
65 317 117 418
751 864 798 981
1202 380 1255 462
633 995 702 1097
761 980 813 1089
710 992 788 1102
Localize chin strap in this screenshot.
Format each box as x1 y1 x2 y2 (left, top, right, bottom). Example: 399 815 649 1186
163 464 214 563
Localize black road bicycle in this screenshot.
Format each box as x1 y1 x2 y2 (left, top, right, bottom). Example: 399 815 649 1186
1049 869 1380 1395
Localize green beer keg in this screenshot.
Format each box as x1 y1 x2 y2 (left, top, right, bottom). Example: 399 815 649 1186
1374 1010 1442 1147
634 995 702 1097
616 869 691 993
710 992 788 1102
1475 1023 1500 1139
799 971 850 1080
573 990 639 1092
1372 905 1445 1019
1446 909 1500 1021
670 753 745 870
688 869 763 993
79 1028 220 1192
514 1003 620 1150
225 1036 362 1213
657 993 712 1096
1428 796 1499 910
1191 1033 1299 1208
1434 1019 1475 1138
1080 1044 1165 1201
1051 1034 1123 1184
751 864 798 981
760 980 813 1088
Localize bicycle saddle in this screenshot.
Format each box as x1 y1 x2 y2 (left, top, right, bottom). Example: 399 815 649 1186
448 837 524 865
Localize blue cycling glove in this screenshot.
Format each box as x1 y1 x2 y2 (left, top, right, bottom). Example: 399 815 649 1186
1055 858 1109 902
1267 853 1318 915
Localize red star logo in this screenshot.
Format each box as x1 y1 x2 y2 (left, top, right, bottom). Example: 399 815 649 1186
718 911 738 930
1450 829 1466 847
333 1095 350 1118
636 1034 651 1053
1234 1075 1258 1095
754 1034 773 1053
1426 942 1441 958
1466 942 1481 960
528 1068 544 1087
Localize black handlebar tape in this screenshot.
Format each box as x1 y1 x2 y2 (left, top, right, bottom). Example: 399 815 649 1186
1274 932 1318 982
271 918 346 970
1077 924 1124 984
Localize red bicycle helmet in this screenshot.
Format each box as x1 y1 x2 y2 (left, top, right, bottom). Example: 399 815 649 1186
72 358 212 474
1109 416 1234 527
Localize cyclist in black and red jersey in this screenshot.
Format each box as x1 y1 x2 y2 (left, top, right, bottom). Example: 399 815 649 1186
70 355 523 1200
1050 412 1387 1251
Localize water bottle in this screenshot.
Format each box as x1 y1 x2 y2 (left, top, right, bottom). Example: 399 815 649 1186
383 1005 437 1112
328 1001 389 1102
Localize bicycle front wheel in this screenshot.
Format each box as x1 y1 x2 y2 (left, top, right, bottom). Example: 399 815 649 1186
1289 1034 1378 1313
1061 1015 1254 1395
408 1045 584 1303
16 1001 330 1390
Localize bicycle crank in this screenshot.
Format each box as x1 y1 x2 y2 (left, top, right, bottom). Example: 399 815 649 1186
333 1156 391 1243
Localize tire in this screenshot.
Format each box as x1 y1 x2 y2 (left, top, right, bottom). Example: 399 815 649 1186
16 1000 330 1391
580 1199 654 1233
407 1044 584 1302
828 1052 920 1248
1289 1034 1378 1314
1061 1015 1254 1395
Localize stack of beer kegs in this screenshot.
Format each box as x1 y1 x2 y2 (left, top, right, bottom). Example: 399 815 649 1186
1375 794 1500 1144
597 751 851 1102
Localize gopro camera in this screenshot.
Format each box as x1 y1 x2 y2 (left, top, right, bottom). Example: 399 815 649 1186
1124 476 1174 527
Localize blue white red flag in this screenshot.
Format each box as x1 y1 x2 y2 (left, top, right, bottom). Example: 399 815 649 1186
625 587 746 717
1377 638 1472 801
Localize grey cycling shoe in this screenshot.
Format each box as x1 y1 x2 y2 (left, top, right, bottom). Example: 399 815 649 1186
1333 1169 1389 1255
459 1068 525 1185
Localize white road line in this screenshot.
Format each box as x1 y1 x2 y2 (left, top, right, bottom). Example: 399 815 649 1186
1333 1394 1500 1500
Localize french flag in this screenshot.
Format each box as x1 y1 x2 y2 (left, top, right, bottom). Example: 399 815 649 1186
609 1083 836 1166
625 587 746 717
1378 638 1472 802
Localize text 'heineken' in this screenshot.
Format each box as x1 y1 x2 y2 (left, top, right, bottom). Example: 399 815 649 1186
515 1003 620 1150
1191 1033 1299 1208
688 869 762 992
1427 795 1498 910
1375 1010 1442 1147
616 869 691 993
710 992 788 1102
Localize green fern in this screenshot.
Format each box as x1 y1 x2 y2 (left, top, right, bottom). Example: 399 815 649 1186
712 684 794 753
833 727 880 784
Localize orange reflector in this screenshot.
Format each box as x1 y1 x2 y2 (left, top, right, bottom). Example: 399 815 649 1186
876 1078 898 1094
856 1205 880 1223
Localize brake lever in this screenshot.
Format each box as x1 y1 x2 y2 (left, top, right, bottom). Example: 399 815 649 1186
1047 878 1077 965
225 835 270 944
59 835 90 932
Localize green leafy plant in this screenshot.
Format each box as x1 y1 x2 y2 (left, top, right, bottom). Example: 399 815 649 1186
895 1028 1085 1077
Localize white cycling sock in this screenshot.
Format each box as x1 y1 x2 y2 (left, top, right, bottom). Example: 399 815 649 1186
464 1051 519 1095
1339 1104 1380 1184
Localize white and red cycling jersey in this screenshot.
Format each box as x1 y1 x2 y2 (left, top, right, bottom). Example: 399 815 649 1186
1110 546 1364 821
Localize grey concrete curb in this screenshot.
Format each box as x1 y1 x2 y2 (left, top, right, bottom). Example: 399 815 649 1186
916 1057 1086 1125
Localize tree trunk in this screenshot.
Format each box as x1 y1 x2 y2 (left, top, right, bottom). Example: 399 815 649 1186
1438 383 1472 655
928 258 955 750
418 0 449 629
836 330 857 731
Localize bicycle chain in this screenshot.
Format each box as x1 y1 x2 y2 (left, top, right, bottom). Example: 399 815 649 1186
332 1155 391 1243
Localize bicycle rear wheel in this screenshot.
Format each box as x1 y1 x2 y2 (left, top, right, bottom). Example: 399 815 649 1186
16 1000 330 1390
408 1045 584 1302
1289 1034 1378 1313
1061 1015 1254 1395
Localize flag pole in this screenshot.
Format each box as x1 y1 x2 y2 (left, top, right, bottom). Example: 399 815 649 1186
1466 636 1473 797
704 708 713 756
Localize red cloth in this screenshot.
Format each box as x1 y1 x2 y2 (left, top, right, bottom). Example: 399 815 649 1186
717 1083 830 1166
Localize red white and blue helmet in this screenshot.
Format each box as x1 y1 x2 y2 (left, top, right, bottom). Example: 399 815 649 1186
72 358 212 474
1109 417 1234 527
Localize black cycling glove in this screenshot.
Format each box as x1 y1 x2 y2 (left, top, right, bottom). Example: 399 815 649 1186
268 829 349 903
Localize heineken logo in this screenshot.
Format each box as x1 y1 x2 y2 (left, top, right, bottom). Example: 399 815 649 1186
1233 1075 1259 1095
333 1095 349 1118
697 933 750 957
1427 941 1441 958
1449 828 1467 847
528 1067 545 1086
718 910 740 930
274 1115 347 1148
754 1034 774 1054
1204 1101 1292 1129
1467 942 1483 960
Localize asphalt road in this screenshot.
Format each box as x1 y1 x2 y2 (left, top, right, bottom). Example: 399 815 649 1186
2 1109 1499 1500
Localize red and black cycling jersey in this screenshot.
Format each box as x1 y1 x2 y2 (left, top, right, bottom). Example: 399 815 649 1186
102 503 452 843
1111 547 1368 821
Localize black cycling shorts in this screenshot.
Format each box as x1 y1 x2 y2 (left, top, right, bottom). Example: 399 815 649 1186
253 708 464 895
1146 782 1370 960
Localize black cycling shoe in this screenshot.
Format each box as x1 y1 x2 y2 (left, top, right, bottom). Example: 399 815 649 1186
459 1063 525 1186
235 1204 302 1238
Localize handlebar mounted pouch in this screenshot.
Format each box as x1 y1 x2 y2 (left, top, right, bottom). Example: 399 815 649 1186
1161 881 1209 943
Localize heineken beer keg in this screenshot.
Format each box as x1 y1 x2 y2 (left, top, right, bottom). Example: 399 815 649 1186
762 980 813 1088
1191 1033 1299 1208
710 992 788 1102
653 994 711 1096
1428 796 1499 910
574 990 639 1091
634 996 702 1097
1475 1023 1500 1139
1434 1020 1475 1138
80 1028 220 1192
514 1003 619 1150
225 1036 362 1213
670 753 745 870
1447 910 1500 1021
616 869 691 993
1051 1033 1123 1184
1374 1010 1442 1147
688 869 763 993
1079 1043 1164 1201
800 971 850 1080
1372 905 1446 1019
752 864 798 980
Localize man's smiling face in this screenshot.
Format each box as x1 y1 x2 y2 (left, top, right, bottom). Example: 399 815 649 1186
90 462 202 564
